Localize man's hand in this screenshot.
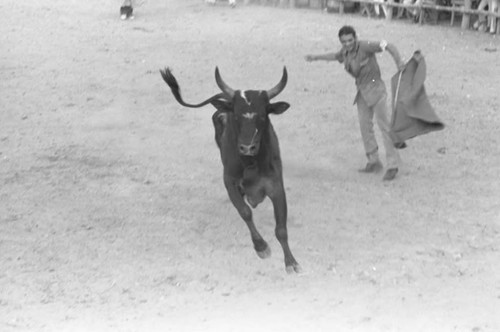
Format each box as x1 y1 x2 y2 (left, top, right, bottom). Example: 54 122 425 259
397 60 406 72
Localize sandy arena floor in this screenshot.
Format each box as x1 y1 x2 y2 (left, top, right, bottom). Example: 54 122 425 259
1 1 500 331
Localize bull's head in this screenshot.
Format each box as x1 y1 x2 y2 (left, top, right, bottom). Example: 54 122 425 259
160 67 290 156
212 67 289 156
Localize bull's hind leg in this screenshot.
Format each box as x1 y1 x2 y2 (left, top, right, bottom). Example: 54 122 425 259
223 175 270 258
270 185 301 274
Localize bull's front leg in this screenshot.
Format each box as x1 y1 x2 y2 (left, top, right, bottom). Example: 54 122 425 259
269 183 301 274
223 174 271 259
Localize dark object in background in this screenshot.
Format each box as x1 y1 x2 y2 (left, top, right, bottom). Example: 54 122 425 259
120 5 134 20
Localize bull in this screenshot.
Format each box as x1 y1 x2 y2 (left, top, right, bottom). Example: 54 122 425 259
160 67 301 273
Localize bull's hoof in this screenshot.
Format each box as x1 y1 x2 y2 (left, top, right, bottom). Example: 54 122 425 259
256 246 271 259
285 263 302 274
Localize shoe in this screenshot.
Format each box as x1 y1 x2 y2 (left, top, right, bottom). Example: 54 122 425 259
358 161 383 173
383 168 398 181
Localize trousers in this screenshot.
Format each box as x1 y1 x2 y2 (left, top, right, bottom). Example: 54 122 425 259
356 91 400 169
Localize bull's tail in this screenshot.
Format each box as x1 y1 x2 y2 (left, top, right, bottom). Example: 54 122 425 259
160 67 227 108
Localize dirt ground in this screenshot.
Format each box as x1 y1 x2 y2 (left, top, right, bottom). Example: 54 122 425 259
1 1 500 331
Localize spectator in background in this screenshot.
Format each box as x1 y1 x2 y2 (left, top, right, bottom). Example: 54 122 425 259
206 0 237 7
373 0 389 17
397 0 423 21
473 0 499 33
120 0 134 20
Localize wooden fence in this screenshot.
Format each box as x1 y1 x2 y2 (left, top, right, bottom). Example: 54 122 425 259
242 0 500 34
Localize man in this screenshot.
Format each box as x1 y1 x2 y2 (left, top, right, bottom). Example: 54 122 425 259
305 25 405 181
473 0 498 33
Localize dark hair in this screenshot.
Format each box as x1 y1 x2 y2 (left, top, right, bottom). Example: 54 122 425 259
338 25 356 39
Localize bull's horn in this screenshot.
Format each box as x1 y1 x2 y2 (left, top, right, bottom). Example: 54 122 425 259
266 66 288 100
215 67 235 99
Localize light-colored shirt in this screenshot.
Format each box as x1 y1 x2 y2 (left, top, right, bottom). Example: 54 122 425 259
335 40 388 107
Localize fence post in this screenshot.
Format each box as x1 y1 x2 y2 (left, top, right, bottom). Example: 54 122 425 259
339 0 345 14
462 0 471 29
386 0 394 21
418 1 424 24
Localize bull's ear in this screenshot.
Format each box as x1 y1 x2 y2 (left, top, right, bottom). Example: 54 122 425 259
267 102 290 115
210 99 233 112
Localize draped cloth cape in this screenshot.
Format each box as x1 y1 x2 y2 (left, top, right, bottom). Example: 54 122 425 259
390 50 444 147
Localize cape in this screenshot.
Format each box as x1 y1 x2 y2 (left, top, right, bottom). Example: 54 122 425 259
389 50 445 147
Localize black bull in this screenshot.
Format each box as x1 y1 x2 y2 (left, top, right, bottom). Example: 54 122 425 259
160 67 301 273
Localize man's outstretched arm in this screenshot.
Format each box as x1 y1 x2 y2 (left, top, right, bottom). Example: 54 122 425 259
305 51 342 62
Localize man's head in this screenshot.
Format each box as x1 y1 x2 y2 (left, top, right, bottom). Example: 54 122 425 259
338 25 357 52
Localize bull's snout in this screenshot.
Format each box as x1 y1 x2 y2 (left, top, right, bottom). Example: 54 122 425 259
239 143 258 156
